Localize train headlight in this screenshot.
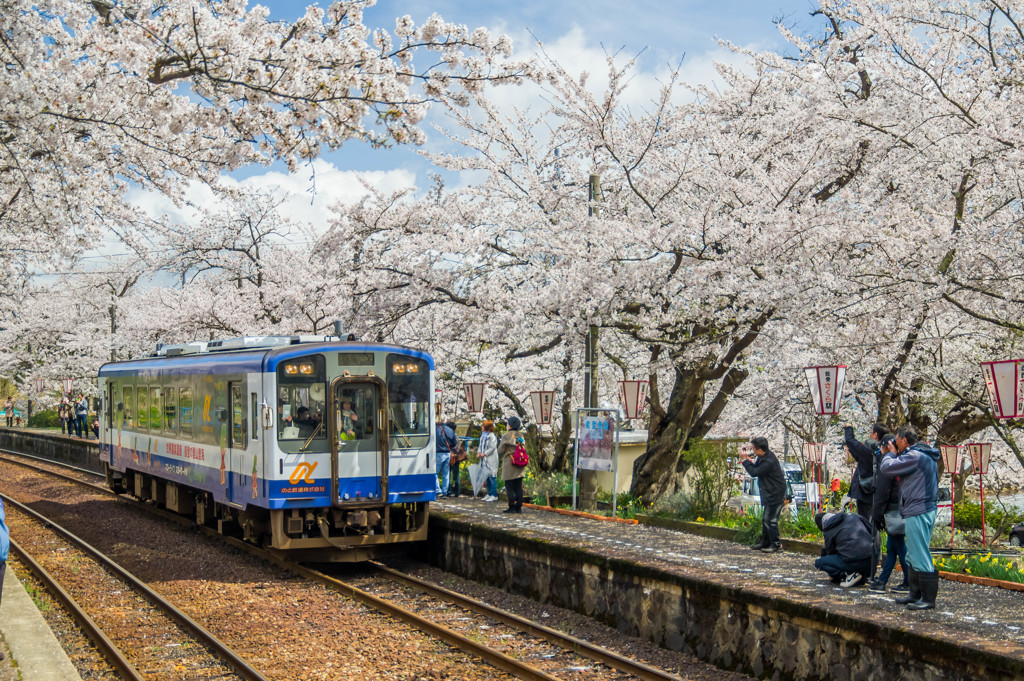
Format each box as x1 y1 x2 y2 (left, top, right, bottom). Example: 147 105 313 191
392 363 419 374
299 363 314 375
284 364 298 375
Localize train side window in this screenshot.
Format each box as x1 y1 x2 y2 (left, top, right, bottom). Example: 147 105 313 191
164 387 178 434
149 387 162 434
122 387 134 429
114 383 124 430
138 387 149 430
180 387 194 439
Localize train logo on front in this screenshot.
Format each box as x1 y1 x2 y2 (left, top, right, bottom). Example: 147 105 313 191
290 462 318 485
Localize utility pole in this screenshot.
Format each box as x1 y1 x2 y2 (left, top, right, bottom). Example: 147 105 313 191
579 173 603 509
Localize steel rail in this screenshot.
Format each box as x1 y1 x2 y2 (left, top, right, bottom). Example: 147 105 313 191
0 449 106 490
368 561 686 681
0 448 564 680
258 550 563 681
1 493 272 681
9 537 145 681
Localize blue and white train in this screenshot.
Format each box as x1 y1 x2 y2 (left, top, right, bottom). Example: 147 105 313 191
97 336 437 561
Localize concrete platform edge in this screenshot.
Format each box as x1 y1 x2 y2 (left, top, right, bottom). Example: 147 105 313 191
0 565 83 681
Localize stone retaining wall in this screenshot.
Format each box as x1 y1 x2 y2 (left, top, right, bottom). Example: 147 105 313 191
0 429 102 473
429 513 1023 681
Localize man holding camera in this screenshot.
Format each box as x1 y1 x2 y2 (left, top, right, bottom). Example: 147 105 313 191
741 437 787 553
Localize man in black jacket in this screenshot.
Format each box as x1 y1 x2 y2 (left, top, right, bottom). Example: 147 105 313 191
814 511 874 587
741 437 787 553
843 423 889 519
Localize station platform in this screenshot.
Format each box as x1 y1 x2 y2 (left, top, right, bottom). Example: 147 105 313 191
0 564 83 681
431 496 1024 681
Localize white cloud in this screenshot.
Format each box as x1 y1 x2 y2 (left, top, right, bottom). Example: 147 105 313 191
128 159 417 234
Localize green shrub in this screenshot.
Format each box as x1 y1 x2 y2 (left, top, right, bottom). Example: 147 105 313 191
735 508 763 545
952 501 1024 537
650 489 697 520
682 439 737 518
28 409 59 427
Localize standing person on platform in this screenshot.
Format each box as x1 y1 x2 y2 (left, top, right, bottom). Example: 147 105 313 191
3 397 12 428
434 419 456 496
75 393 89 438
868 434 910 593
879 425 941 610
499 416 527 514
58 397 71 435
844 422 889 519
741 437 787 552
478 420 500 502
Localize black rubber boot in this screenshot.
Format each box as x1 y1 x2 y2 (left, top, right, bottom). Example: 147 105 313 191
907 571 938 610
894 567 920 605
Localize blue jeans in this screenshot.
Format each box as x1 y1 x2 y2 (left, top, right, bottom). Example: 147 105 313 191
878 532 907 584
485 475 497 498
815 553 871 580
436 452 451 495
905 510 937 574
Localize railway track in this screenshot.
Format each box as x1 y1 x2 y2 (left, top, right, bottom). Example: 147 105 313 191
1 492 270 681
0 447 692 681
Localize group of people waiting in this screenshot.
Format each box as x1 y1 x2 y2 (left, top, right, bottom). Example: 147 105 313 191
58 394 94 439
742 423 943 611
435 416 529 514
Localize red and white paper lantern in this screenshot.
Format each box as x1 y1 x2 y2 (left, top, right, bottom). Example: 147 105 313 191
939 445 962 475
34 378 45 393
804 365 847 416
803 442 824 464
462 382 486 414
980 360 1024 419
618 380 649 420
529 391 555 425
966 442 992 476
62 378 74 394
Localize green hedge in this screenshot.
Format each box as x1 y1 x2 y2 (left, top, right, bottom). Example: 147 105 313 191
953 501 1024 532
28 409 60 427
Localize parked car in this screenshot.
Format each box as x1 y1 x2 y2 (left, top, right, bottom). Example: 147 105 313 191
725 464 806 516
1009 522 1024 547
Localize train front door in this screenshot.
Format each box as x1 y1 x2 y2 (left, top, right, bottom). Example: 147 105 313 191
330 379 387 505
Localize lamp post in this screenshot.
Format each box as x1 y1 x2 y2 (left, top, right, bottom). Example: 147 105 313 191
967 442 992 547
803 442 824 514
939 445 961 548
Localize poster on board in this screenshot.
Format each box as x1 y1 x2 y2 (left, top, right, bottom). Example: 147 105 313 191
578 412 616 472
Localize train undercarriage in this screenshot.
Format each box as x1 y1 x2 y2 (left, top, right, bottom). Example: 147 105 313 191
106 465 429 562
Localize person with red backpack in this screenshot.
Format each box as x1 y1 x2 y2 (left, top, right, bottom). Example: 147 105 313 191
499 416 528 514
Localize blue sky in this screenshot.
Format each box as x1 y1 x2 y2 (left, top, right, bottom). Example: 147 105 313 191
133 1 826 236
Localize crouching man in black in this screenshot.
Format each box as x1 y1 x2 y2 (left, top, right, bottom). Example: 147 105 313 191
814 512 874 588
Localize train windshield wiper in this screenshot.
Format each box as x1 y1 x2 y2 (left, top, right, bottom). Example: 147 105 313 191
299 421 323 452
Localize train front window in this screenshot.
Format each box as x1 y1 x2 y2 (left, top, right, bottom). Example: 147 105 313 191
386 355 430 449
277 355 327 450
335 385 377 452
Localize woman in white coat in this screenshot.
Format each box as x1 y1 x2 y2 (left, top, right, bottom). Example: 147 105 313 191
477 420 500 502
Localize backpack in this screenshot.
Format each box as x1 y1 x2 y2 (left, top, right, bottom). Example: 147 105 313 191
511 437 529 467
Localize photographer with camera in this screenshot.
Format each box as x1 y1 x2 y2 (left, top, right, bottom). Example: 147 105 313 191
740 437 787 553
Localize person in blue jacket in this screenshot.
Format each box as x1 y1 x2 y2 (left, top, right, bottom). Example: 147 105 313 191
435 419 457 496
879 425 941 610
0 497 8 659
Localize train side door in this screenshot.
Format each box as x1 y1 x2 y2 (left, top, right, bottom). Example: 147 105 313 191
330 378 387 505
227 382 248 504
